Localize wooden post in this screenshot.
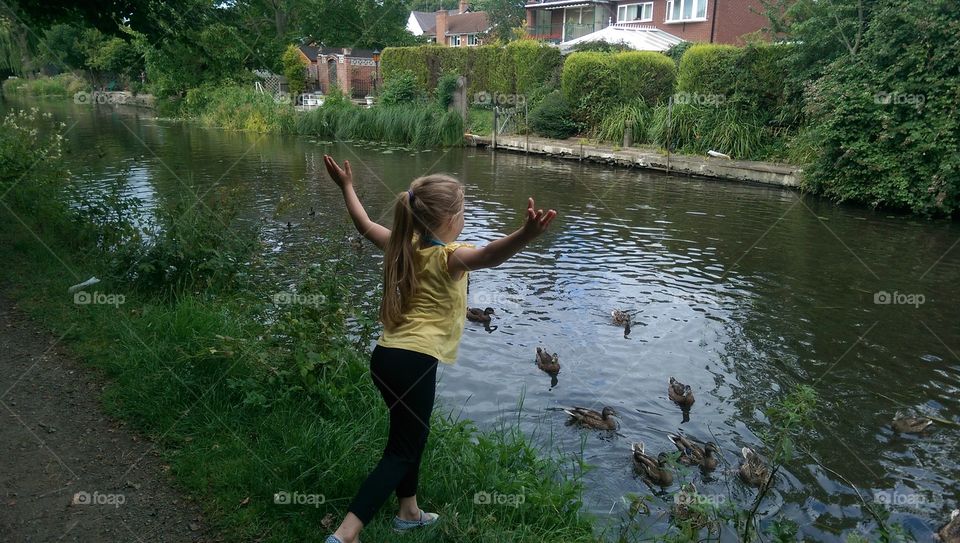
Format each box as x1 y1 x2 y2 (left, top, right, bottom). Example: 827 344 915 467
623 119 633 148
492 107 498 150
453 76 468 122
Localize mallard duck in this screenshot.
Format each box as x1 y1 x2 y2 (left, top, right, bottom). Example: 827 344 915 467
939 509 960 543
535 347 560 374
668 377 695 409
891 412 933 434
612 309 631 326
738 447 771 488
631 442 673 487
466 307 495 323
667 433 719 470
564 406 618 430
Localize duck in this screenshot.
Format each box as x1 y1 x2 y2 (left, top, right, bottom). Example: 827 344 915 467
667 433 719 470
939 509 959 543
564 406 618 430
631 442 673 487
466 307 495 323
535 347 560 374
612 309 631 326
308 206 316 217
738 446 772 488
668 377 695 409
891 412 933 434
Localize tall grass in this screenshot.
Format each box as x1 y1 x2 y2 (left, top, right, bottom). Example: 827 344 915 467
593 99 652 145
647 102 770 160
296 102 464 148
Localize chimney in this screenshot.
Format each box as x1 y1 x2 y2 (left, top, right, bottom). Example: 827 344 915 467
435 9 448 45
459 0 469 13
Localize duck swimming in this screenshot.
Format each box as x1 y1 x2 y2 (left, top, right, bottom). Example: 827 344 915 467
564 406 618 430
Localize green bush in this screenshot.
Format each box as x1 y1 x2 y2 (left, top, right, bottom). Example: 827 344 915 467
181 85 295 133
505 40 562 97
800 0 960 215
296 103 464 148
378 69 425 106
529 90 579 139
677 43 793 116
676 43 741 98
281 44 308 97
1 73 89 97
562 51 674 125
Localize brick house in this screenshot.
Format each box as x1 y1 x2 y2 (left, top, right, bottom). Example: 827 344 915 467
407 0 492 46
525 0 769 46
297 45 380 98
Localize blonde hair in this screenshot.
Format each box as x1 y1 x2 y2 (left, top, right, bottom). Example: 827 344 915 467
381 174 464 330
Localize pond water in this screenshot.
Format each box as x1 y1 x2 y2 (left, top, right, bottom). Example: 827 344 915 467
9 98 959 541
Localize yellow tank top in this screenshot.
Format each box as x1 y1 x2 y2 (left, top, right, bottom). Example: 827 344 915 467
377 239 474 364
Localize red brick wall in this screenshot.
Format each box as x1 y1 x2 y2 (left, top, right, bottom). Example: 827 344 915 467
609 0 767 44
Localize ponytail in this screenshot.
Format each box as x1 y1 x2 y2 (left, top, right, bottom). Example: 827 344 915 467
379 175 464 330
381 191 418 329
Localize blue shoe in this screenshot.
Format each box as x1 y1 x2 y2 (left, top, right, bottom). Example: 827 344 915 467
325 537 341 543
393 509 440 532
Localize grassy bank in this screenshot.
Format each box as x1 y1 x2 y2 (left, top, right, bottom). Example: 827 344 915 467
0 108 593 541
167 84 466 148
3 72 89 98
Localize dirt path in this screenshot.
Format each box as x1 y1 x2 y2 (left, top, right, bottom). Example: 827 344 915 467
0 297 212 542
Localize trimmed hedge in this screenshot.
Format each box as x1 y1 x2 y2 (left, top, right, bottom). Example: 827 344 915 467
381 42 561 100
561 51 675 124
677 43 791 115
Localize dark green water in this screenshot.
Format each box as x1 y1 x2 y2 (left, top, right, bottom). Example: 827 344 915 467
9 98 960 541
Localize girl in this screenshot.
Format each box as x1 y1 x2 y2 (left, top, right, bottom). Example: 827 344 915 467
322 155 557 543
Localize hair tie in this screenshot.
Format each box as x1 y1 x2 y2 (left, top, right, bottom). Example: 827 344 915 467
407 189 416 206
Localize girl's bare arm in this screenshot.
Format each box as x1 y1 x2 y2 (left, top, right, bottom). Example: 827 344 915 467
448 197 556 276
323 155 390 250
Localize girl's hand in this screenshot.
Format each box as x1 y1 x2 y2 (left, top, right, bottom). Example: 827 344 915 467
323 155 353 189
521 197 557 240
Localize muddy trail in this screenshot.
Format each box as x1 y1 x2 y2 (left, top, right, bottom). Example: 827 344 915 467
0 296 213 542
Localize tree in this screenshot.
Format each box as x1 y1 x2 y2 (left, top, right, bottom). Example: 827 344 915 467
474 0 525 42
281 44 307 96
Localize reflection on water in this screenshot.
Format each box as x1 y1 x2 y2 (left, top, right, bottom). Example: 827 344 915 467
15 98 960 541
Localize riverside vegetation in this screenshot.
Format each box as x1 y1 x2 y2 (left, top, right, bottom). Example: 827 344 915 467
0 101 928 542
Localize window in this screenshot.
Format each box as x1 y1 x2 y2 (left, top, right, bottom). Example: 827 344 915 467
666 0 707 22
617 2 653 23
467 34 479 46
448 35 461 46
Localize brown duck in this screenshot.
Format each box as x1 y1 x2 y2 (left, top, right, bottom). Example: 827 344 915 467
738 447 772 488
668 377 695 409
564 406 618 430
667 433 719 470
466 307 495 323
631 442 673 487
891 412 933 434
939 509 959 543
535 347 560 374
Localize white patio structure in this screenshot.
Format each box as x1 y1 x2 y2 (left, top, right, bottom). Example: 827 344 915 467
559 22 684 53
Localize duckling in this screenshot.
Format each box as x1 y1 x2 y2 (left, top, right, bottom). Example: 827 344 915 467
466 307 495 323
891 412 933 434
564 406 618 430
668 377 695 409
308 206 316 217
939 509 960 543
738 446 771 488
631 442 673 487
612 309 631 326
535 347 560 374
667 433 719 470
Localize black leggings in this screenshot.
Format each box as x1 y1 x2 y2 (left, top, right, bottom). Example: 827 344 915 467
347 345 438 525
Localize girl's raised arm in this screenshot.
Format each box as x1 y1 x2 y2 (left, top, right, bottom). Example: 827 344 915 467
323 155 391 250
447 197 556 276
